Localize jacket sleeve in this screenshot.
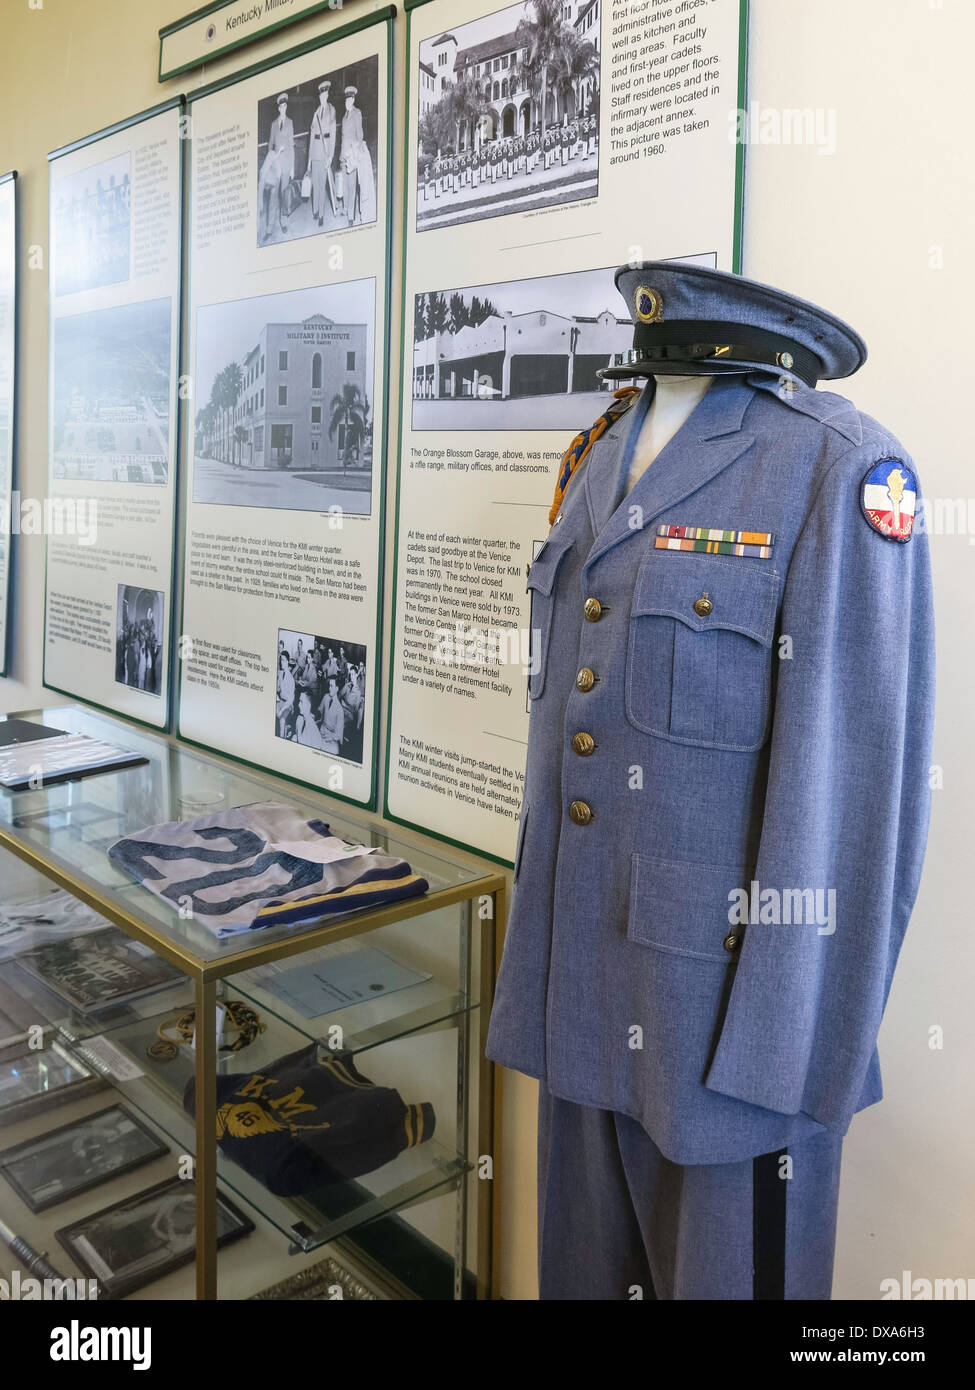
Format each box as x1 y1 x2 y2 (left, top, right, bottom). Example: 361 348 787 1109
704 445 936 1132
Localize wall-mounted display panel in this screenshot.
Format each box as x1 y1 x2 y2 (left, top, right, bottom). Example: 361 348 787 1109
44 102 184 728
177 9 394 810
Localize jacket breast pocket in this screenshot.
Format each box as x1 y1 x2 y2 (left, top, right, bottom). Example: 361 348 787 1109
625 552 779 752
627 852 752 962
526 530 574 701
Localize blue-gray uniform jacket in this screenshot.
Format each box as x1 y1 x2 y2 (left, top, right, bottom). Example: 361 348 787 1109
485 371 935 1166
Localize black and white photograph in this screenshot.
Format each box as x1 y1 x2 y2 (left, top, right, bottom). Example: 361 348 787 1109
0 1104 167 1213
275 628 367 766
256 54 379 247
115 584 164 696
193 280 376 514
413 264 626 430
416 0 600 232
0 1039 106 1127
12 924 184 1015
52 298 173 485
56 1176 254 1298
413 254 718 430
52 150 131 296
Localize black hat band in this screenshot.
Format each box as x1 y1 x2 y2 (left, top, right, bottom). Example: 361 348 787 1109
632 320 823 386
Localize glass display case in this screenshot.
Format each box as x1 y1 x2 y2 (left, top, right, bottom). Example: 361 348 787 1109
0 706 504 1300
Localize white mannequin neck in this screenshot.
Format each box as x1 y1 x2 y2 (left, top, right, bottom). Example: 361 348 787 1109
625 374 714 494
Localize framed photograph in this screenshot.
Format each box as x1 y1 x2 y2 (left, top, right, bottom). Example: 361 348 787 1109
56 1176 254 1298
12 926 185 1015
415 1 601 234
192 278 376 516
0 1104 168 1213
275 627 367 766
0 1039 107 1127
115 584 164 696
256 54 379 247
51 298 172 487
52 150 131 297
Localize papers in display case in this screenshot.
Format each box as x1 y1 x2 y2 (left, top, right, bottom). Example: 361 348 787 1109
0 731 147 790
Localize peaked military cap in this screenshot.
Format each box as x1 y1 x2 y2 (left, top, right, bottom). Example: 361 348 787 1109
612 260 868 386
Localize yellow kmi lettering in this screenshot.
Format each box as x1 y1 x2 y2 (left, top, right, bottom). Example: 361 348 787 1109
267 1085 318 1123
236 1072 273 1098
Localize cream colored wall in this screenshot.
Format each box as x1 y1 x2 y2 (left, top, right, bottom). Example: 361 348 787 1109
0 0 972 1300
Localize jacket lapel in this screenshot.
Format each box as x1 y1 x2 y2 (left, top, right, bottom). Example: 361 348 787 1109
583 383 653 535
583 376 757 574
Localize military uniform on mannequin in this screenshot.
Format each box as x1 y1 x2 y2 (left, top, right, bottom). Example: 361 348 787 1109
486 260 936 1301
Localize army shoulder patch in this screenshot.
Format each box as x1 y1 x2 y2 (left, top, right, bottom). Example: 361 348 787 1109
860 460 917 542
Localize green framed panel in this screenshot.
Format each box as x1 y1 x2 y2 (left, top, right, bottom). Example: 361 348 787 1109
158 0 383 83
43 98 186 733
382 0 750 865
0 171 16 680
174 7 396 813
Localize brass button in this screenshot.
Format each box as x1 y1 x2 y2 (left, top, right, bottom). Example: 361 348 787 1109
693 593 713 618
723 933 741 953
568 800 593 826
583 597 605 622
576 668 598 693
571 732 596 757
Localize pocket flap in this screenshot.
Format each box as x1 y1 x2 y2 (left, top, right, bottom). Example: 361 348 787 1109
628 852 753 962
526 528 575 596
632 552 778 646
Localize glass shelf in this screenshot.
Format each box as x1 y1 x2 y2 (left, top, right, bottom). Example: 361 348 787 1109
64 1000 469 1255
0 705 493 970
0 705 502 1298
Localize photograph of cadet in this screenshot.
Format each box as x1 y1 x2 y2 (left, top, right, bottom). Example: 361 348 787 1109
416 0 600 233
256 55 379 247
52 150 131 296
192 280 375 514
0 1105 167 1212
275 628 367 766
115 585 164 696
51 298 172 484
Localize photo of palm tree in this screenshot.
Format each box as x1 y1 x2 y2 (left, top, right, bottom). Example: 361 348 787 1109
412 264 630 431
416 0 600 232
191 279 376 514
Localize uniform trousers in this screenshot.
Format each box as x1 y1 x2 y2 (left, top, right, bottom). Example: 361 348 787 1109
537 1090 843 1301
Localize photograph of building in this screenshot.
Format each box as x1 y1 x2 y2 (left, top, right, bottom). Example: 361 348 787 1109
53 150 131 297
255 54 379 248
412 264 629 431
275 627 367 767
193 280 375 514
52 298 172 485
416 0 600 232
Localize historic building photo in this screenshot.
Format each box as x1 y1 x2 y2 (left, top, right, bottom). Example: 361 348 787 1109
416 0 601 231
412 263 629 430
192 280 375 514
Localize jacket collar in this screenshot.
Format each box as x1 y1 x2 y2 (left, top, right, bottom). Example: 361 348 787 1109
583 375 756 571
